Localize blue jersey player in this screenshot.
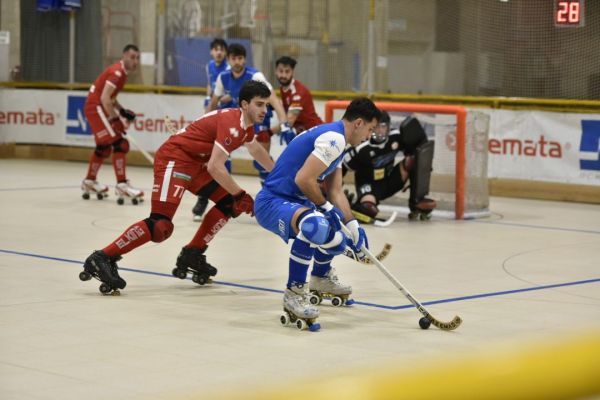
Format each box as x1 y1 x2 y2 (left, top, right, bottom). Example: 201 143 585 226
203 38 229 111
254 98 381 331
208 43 294 185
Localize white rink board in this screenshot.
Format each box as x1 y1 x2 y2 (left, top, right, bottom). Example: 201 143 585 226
1 89 599 186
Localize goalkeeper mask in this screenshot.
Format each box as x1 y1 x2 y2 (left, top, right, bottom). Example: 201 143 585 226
372 111 391 144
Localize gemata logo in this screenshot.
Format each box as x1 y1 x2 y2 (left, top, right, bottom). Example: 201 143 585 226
580 120 600 171
66 95 91 136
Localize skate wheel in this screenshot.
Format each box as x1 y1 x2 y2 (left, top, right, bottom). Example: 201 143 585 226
408 212 418 221
331 297 343 307
309 293 322 305
420 213 431 221
117 198 124 205
111 290 121 296
296 319 307 330
308 323 321 332
96 193 104 200
173 268 187 280
132 198 139 205
345 298 355 306
195 274 208 285
280 313 290 326
99 283 111 294
82 193 90 200
79 271 92 281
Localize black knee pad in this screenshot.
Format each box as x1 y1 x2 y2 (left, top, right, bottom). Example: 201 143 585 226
352 201 379 219
214 194 236 218
400 116 427 155
94 144 112 158
112 138 130 154
144 213 174 243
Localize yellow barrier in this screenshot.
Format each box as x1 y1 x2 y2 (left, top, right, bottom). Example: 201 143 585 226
204 331 600 400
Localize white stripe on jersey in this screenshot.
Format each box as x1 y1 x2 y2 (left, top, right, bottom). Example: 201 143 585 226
160 161 175 202
96 105 117 137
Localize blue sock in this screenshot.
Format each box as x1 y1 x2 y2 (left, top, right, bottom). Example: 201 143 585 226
225 159 232 173
312 249 333 277
287 238 315 288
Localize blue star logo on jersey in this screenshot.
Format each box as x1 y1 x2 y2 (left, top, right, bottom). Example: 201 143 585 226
580 120 600 171
66 95 91 136
329 139 341 152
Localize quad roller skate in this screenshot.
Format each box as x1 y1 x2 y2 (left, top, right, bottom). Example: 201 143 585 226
115 181 144 205
408 198 436 221
79 250 127 295
280 283 321 332
81 179 109 200
172 246 217 285
309 268 354 307
192 196 208 222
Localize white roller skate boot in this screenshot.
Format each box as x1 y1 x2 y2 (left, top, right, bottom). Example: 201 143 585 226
115 181 144 205
81 179 109 200
309 268 354 306
280 283 321 332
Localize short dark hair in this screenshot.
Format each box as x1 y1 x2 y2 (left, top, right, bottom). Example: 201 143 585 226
210 38 228 51
227 43 246 58
342 98 381 123
275 56 297 69
122 44 139 53
239 80 271 105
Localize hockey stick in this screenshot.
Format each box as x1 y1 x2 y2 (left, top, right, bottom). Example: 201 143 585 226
164 115 178 135
341 226 462 331
125 133 155 164
373 211 398 227
343 243 392 265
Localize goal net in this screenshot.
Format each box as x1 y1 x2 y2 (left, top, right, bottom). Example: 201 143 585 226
325 100 490 220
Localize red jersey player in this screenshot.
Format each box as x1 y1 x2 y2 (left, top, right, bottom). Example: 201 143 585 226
80 80 275 294
81 44 143 204
275 56 324 144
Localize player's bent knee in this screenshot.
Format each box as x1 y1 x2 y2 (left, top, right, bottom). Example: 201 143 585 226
94 145 112 158
319 231 346 256
298 211 330 245
112 138 130 154
144 214 174 243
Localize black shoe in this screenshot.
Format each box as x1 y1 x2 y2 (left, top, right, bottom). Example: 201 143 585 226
83 250 127 289
192 196 209 220
176 246 217 276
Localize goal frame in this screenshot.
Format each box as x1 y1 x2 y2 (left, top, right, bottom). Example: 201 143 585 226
324 100 467 220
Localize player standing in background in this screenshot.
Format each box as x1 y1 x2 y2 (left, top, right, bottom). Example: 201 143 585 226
193 38 230 221
208 43 294 185
275 56 324 144
80 81 275 294
254 98 380 331
81 44 144 204
343 111 437 222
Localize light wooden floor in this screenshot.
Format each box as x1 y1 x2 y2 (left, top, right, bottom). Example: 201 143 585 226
1 159 599 400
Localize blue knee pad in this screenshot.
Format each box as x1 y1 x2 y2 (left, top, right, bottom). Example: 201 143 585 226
298 212 330 245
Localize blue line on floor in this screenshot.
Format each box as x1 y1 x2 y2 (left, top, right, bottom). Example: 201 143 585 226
2 248 598 311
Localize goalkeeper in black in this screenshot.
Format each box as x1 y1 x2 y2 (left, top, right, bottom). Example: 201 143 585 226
342 111 437 222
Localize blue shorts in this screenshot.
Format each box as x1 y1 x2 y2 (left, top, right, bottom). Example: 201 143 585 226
254 189 313 243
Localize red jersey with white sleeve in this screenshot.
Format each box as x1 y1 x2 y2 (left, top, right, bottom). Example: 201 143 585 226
279 78 323 131
85 61 128 109
163 108 255 161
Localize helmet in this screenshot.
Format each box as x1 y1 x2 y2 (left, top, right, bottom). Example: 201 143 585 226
372 111 390 143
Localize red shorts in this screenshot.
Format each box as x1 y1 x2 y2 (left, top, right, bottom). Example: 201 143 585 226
85 104 122 146
150 143 228 218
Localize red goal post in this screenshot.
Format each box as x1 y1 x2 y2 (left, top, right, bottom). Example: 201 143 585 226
325 100 468 220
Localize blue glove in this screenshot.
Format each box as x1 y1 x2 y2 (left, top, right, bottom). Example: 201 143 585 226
279 122 297 145
317 201 343 232
346 219 368 252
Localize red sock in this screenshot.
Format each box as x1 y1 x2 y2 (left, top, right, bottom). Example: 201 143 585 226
103 220 151 257
112 152 127 182
187 206 230 249
86 153 104 180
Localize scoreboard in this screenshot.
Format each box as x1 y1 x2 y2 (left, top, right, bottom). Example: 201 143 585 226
554 0 585 27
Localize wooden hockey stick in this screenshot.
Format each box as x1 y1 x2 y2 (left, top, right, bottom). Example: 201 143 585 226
343 243 392 265
164 115 178 135
341 226 462 331
125 133 154 164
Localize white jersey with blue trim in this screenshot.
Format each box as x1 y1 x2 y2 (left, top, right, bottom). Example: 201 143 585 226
213 66 273 109
264 120 346 201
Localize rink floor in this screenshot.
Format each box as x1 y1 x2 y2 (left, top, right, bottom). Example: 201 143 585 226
1 159 599 400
